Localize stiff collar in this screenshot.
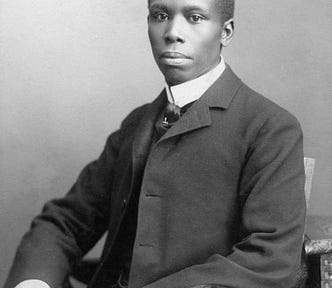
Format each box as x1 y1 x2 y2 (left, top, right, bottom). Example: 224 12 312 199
165 56 226 108
145 65 243 142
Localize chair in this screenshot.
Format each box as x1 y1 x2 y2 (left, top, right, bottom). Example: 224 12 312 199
302 157 332 288
70 157 332 288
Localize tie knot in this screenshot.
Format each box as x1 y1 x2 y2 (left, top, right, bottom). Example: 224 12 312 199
162 103 181 126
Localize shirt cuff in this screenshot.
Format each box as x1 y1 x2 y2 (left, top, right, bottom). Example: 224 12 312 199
15 279 51 288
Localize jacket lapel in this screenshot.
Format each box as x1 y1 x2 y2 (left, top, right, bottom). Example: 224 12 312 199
131 90 166 173
160 65 243 142
159 99 212 141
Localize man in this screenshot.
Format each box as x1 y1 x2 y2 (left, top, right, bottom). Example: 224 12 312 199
5 0 306 287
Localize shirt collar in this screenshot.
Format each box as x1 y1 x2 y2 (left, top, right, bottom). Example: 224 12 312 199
165 56 226 108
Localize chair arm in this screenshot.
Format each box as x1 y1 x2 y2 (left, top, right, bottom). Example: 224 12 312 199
305 239 332 255
304 239 332 288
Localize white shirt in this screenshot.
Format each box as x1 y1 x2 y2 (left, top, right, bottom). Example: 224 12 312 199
165 56 226 108
15 56 226 288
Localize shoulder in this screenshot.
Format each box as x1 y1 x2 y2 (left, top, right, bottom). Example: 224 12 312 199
102 103 152 149
213 66 301 131
120 103 151 130
215 71 303 153
230 81 302 133
234 85 304 162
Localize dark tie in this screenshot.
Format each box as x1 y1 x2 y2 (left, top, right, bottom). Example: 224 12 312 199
162 103 181 128
155 102 193 139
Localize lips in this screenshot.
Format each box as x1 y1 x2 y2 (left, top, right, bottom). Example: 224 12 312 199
159 51 191 66
160 51 190 59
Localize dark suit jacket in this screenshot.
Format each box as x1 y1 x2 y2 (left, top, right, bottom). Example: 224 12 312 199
5 66 306 288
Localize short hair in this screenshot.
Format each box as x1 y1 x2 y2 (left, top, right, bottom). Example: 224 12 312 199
147 0 235 23
216 0 235 22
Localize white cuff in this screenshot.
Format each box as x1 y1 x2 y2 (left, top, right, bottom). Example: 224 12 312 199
15 279 51 288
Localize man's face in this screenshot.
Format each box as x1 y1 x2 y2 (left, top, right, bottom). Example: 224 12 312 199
148 0 224 86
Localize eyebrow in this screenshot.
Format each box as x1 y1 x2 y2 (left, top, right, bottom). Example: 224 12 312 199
149 3 209 16
149 3 168 11
182 5 208 13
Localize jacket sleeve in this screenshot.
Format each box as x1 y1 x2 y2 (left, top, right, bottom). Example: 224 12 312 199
4 129 122 288
144 111 306 288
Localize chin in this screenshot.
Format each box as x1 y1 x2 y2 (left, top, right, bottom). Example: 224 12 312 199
163 71 193 86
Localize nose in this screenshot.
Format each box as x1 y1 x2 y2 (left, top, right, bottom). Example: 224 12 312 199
164 17 185 43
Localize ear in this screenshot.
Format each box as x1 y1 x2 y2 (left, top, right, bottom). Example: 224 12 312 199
221 18 234 47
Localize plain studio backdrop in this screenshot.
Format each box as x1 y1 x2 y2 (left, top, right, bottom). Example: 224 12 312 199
0 0 331 285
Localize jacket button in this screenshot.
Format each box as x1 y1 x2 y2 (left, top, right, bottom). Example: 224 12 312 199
122 199 127 209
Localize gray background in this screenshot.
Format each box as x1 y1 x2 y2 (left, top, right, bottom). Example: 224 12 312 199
1 0 331 285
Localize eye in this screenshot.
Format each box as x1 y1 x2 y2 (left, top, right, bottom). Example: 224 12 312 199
152 12 169 22
189 14 204 23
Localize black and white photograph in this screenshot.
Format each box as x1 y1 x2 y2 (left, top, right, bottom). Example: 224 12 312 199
1 1 331 287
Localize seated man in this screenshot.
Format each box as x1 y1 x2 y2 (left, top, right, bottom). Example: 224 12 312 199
5 0 306 287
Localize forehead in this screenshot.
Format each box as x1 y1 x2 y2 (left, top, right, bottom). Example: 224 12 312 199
148 0 219 11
